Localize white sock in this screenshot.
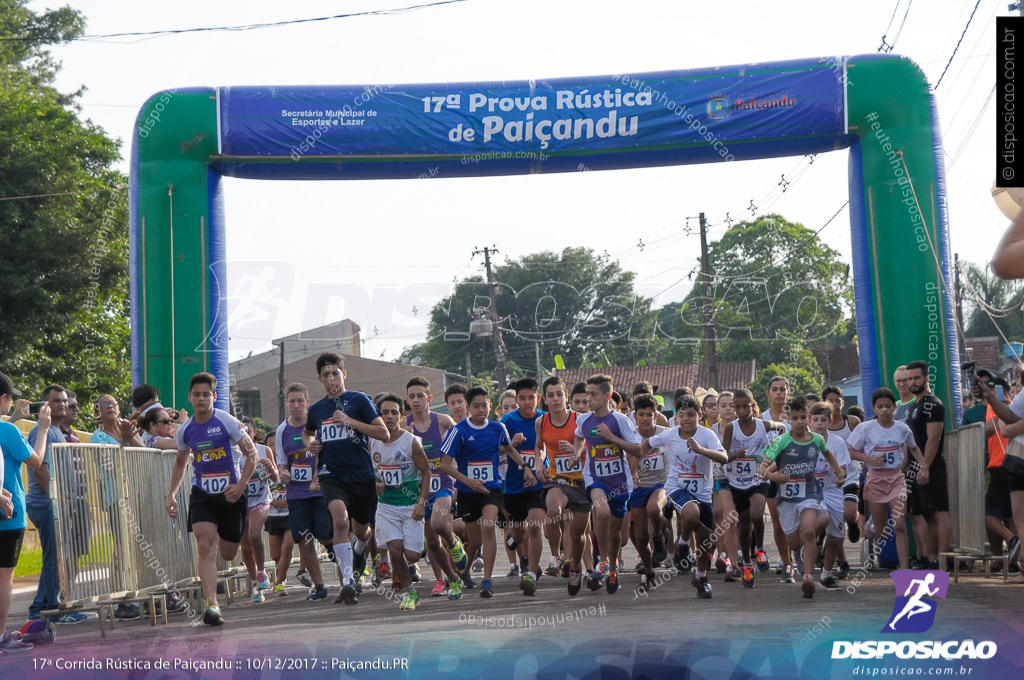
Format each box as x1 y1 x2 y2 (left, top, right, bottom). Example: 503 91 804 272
353 538 367 555
337 542 354 582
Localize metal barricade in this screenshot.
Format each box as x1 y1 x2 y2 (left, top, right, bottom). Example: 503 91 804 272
943 423 986 555
120 447 197 591
50 443 131 603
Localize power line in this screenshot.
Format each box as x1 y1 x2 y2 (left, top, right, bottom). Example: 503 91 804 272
0 186 122 202
0 0 470 43
935 0 983 89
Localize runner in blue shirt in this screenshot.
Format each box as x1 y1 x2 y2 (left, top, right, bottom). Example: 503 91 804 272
302 352 389 606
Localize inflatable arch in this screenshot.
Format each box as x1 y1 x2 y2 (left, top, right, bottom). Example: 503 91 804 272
130 54 960 425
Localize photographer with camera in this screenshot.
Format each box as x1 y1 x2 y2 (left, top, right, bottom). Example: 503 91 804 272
978 369 1024 583
0 373 53 653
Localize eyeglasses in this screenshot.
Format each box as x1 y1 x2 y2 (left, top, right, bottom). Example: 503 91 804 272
156 418 172 425
704 402 718 408
97 402 118 409
895 379 909 384
68 404 80 410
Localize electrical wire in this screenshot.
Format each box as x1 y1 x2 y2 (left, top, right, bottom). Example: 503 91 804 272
935 0 983 89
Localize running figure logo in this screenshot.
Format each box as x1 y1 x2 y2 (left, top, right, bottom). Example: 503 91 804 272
882 570 949 634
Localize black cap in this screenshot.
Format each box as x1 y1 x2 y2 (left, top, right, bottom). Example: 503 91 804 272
0 372 22 397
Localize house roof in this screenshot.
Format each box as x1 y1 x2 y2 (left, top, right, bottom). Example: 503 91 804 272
555 361 756 394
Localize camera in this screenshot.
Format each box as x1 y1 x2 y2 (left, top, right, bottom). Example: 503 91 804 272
27 401 44 416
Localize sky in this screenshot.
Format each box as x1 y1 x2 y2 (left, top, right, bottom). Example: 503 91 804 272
37 0 1009 366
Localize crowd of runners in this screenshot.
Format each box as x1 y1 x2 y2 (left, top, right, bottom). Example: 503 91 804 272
3 352 1023 645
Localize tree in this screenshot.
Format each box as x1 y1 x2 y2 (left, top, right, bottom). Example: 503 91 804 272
659 214 852 377
749 362 823 401
401 248 664 380
961 261 1024 342
0 1 131 406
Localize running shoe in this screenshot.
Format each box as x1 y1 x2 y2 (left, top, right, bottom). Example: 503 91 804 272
335 581 358 605
471 555 485 573
715 553 728 574
723 567 739 583
847 520 861 543
754 549 770 573
820 574 841 591
0 631 33 653
521 556 530 574
251 585 265 603
431 580 447 597
835 561 851 580
352 539 367 579
692 574 712 599
114 604 141 621
597 559 609 575
674 554 692 574
560 560 570 578
274 583 288 597
410 564 422 582
256 572 271 590
399 591 420 611
449 538 469 572
802 575 815 599
506 563 520 578
460 570 476 589
637 572 652 593
781 565 795 584
520 572 537 596
586 570 604 591
202 599 225 626
48 613 87 625
306 584 328 601
652 535 667 565
448 578 463 600
776 561 786 576
296 569 312 587
1007 535 1021 567
606 569 619 594
165 593 187 613
568 570 583 596
480 579 493 598
742 566 756 589
545 556 561 577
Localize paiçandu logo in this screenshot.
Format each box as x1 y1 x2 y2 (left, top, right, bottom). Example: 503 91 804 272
883 570 949 634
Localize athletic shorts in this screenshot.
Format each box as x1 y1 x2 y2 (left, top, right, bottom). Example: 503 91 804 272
246 502 270 516
588 486 629 519
424 489 453 521
667 489 714 531
264 515 291 537
287 496 333 544
662 503 675 520
985 468 1011 520
766 481 779 500
188 487 247 544
459 489 503 523
864 467 909 505
627 484 665 510
0 529 24 569
544 484 592 514
843 483 861 505
909 458 949 516
728 483 769 515
376 503 425 553
822 490 845 539
1002 454 1024 493
714 478 731 493
503 489 545 523
778 498 826 536
319 477 378 526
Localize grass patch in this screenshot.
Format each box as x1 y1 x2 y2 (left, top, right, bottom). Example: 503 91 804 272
15 546 42 578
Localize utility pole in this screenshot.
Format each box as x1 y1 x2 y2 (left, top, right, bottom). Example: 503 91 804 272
699 212 719 391
473 245 508 390
535 341 543 380
275 340 285 422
